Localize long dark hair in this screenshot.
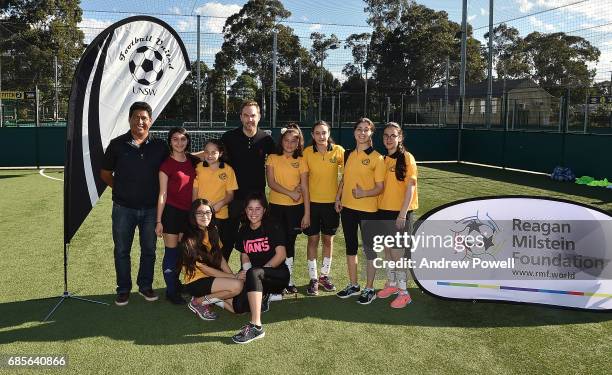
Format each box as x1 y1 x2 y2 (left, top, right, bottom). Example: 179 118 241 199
240 191 271 227
178 199 223 279
311 120 336 147
167 126 199 167
275 123 304 158
202 139 228 168
384 122 407 182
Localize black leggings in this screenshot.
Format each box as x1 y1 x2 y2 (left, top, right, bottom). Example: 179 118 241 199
341 207 378 260
245 266 290 293
217 218 234 261
269 203 304 258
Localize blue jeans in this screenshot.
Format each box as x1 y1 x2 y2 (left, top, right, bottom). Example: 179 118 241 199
112 203 157 294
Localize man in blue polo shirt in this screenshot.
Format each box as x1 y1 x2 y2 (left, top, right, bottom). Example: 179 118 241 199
100 102 168 306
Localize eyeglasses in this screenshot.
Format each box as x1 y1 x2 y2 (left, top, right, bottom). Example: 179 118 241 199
195 210 213 218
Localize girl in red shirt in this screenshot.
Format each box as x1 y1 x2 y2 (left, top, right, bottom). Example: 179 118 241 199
155 127 198 304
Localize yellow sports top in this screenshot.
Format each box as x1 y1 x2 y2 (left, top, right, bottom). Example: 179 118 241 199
378 150 418 212
341 147 385 212
303 143 345 203
194 163 238 219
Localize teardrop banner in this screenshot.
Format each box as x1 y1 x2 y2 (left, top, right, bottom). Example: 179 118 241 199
65 16 190 245
409 196 612 311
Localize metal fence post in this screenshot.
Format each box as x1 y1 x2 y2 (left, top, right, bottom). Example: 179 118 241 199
331 95 335 127
583 90 588 133
272 30 277 128
400 93 404 127
196 15 201 128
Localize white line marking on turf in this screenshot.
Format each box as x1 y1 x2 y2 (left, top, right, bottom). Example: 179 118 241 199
40 169 64 181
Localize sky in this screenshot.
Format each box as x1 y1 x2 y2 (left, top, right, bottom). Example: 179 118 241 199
78 0 612 83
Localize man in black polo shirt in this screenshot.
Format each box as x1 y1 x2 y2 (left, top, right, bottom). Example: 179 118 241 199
100 101 168 306
221 100 275 260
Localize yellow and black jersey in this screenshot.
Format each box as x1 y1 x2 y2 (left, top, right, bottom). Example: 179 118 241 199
303 144 345 203
194 163 238 219
378 150 418 212
341 147 385 213
266 154 309 205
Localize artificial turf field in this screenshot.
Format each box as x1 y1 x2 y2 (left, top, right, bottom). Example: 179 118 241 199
0 163 610 374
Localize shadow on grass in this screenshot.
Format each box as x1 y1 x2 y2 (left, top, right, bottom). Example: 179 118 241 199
0 287 609 346
424 163 612 211
0 174 30 180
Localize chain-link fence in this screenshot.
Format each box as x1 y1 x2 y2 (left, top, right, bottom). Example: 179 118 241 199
2 1 612 134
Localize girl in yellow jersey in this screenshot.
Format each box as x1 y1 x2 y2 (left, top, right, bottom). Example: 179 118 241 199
376 122 419 308
335 118 385 305
193 140 239 262
303 121 345 295
179 199 246 321
266 124 310 294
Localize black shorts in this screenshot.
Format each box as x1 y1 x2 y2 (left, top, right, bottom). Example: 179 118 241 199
304 202 339 236
184 277 215 297
161 204 189 235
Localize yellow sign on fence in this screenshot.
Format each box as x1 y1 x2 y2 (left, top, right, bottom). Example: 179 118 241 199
0 91 24 100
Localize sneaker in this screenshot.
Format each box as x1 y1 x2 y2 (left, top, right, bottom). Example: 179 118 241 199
166 294 186 305
232 323 265 344
188 299 218 321
336 284 361 299
318 275 336 292
115 292 129 306
390 291 412 308
377 285 400 299
138 289 159 302
261 293 270 313
306 279 319 296
283 285 298 295
357 288 377 305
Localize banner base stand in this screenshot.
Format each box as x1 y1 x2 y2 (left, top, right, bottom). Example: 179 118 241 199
43 291 109 322
42 242 109 322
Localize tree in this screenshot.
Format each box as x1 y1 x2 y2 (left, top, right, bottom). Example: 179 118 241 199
229 72 258 100
214 0 301 93
342 32 371 78
1 0 84 117
523 32 600 89
484 23 530 79
160 61 210 121
363 0 414 31
366 3 485 93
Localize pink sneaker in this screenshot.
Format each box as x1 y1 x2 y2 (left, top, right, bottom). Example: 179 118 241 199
377 286 400 299
390 291 412 308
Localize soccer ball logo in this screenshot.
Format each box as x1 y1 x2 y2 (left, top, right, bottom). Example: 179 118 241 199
451 212 501 261
129 46 165 86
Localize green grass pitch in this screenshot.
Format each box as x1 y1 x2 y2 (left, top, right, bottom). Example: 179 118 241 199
0 163 610 374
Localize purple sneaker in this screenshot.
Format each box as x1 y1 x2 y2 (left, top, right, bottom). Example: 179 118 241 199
306 279 319 296
318 275 336 292
188 299 218 321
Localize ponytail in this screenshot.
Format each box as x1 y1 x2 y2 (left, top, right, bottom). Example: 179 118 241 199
384 122 407 181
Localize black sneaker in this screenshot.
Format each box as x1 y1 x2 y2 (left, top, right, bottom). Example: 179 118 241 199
115 292 129 306
283 285 298 295
232 323 265 344
306 279 319 296
261 293 270 313
166 294 186 305
357 288 377 305
336 284 361 299
138 289 159 302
